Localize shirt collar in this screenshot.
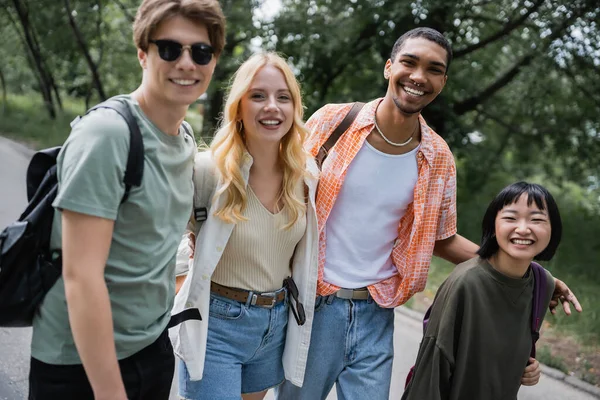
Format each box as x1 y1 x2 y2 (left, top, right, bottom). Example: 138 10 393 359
240 150 253 180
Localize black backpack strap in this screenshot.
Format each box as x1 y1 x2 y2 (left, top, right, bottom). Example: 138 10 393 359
167 308 202 328
529 262 548 359
315 102 365 170
25 147 62 202
86 100 144 204
180 121 194 140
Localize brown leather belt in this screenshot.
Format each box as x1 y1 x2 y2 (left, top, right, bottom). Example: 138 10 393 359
210 282 286 308
334 287 370 300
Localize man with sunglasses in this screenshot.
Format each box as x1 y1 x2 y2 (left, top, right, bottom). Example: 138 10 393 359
28 1 225 399
276 27 581 400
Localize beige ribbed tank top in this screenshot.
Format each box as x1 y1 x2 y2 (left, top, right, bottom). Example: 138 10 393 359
211 181 307 292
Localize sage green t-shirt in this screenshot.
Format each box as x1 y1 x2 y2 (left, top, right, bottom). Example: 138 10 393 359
31 95 195 364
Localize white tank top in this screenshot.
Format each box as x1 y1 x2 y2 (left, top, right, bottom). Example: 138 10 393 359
324 141 419 288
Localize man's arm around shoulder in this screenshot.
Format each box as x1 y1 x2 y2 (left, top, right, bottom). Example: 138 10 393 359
433 234 478 265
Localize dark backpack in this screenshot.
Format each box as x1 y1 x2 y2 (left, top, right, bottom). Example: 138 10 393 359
404 261 548 389
0 99 144 327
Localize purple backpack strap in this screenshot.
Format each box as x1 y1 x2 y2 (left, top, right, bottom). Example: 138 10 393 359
530 262 548 358
421 305 432 333
405 306 433 388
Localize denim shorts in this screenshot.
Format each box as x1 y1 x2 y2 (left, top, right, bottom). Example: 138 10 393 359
179 292 288 399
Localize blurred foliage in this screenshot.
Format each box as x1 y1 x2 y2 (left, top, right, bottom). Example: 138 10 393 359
0 93 82 148
267 0 600 192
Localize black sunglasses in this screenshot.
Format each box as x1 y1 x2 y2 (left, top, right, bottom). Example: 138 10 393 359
283 277 306 326
149 39 214 65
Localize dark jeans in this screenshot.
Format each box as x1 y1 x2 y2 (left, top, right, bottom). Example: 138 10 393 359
28 329 174 400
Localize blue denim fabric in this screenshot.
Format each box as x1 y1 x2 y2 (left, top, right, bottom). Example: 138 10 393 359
275 295 394 400
179 292 288 399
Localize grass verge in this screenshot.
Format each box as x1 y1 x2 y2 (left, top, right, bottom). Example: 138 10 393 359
0 94 83 149
0 93 206 149
537 345 569 373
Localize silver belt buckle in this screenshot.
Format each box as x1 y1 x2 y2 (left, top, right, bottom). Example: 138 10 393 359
256 291 278 308
335 288 354 299
335 288 369 300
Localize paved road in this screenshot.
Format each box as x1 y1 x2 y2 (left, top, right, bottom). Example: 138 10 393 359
0 137 34 400
0 137 596 400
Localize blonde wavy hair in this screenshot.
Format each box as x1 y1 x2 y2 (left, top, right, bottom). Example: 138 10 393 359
211 52 310 229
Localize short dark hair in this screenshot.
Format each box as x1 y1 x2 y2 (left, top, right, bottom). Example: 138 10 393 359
477 182 562 261
390 27 453 74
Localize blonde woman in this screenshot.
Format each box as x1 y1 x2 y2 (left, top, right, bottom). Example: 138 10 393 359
170 53 319 400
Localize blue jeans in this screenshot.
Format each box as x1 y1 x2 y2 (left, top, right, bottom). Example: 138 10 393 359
179 292 288 399
275 295 394 400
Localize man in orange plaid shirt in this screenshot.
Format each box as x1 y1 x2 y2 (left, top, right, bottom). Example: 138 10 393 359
276 27 581 399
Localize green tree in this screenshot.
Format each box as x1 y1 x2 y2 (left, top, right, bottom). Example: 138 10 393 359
200 0 262 138
267 0 600 192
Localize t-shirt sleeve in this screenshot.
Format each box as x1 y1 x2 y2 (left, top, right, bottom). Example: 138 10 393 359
402 337 453 400
435 156 458 240
402 273 464 400
53 108 129 220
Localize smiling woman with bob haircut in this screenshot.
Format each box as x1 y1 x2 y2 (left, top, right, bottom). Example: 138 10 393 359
170 52 320 400
402 181 565 400
477 182 562 261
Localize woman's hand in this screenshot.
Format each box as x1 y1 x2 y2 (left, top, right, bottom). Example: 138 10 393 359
521 358 541 386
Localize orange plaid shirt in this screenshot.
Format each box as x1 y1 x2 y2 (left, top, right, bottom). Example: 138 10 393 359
306 98 457 308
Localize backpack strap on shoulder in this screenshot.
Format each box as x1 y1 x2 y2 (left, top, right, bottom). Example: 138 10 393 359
180 121 194 140
315 102 365 170
25 147 62 202
86 99 144 204
529 262 548 358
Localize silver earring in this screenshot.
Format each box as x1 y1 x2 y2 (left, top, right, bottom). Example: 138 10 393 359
236 120 243 132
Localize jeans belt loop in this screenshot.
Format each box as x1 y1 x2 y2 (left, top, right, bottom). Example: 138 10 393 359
244 291 254 308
